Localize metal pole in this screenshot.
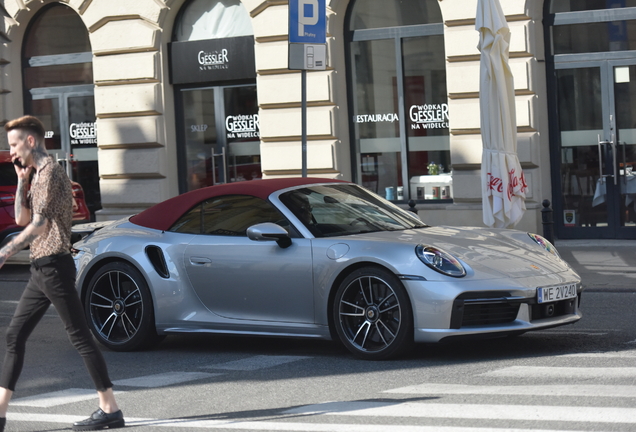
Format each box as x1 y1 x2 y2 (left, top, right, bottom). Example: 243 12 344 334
541 199 554 244
301 69 307 177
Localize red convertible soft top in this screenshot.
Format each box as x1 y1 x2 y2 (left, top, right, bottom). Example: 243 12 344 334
129 177 347 231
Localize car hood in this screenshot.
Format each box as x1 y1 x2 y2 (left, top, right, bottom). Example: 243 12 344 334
348 225 572 279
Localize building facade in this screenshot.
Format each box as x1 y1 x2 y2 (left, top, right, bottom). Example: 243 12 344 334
1 0 635 240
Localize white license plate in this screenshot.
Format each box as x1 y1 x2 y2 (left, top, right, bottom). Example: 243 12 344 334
537 283 578 304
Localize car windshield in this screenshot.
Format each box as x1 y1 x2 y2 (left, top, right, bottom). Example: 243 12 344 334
279 184 427 237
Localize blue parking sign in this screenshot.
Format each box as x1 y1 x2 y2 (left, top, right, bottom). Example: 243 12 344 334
289 0 326 44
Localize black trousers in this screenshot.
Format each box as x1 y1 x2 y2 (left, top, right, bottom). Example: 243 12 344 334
0 253 113 392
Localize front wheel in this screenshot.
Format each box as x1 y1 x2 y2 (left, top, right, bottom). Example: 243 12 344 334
84 261 163 351
332 267 413 360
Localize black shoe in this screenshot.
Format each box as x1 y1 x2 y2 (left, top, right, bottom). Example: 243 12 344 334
72 408 125 431
0 417 5 432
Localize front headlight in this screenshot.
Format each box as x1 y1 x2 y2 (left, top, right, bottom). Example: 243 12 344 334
415 245 466 277
528 233 560 258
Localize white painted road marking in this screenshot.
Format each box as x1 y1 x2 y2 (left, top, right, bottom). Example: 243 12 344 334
385 383 636 397
286 401 636 423
481 366 636 378
5 412 592 431
12 389 106 407
559 350 636 358
113 372 220 388
205 355 311 371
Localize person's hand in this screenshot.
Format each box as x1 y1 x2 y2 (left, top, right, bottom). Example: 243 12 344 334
13 159 32 181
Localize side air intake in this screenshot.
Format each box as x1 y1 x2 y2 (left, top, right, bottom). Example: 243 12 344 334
145 245 169 279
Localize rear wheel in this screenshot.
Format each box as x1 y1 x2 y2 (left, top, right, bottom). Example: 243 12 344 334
84 261 164 351
333 267 413 360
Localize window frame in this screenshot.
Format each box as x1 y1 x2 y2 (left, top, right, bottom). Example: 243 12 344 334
345 2 447 204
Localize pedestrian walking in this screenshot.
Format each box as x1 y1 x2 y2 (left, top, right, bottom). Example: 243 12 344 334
0 116 125 431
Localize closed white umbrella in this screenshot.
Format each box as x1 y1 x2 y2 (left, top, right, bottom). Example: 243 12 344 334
476 0 527 228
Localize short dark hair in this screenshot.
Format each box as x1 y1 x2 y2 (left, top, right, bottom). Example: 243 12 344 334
4 115 46 141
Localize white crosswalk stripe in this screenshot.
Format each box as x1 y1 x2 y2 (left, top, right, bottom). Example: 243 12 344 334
481 366 636 378
12 388 112 408
286 401 636 424
5 413 592 432
385 383 636 397
7 352 636 431
560 350 636 357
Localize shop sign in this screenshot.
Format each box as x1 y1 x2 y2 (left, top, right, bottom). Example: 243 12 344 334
353 113 399 123
169 36 256 85
190 124 208 133
409 103 449 130
69 121 97 145
226 114 259 140
198 49 228 69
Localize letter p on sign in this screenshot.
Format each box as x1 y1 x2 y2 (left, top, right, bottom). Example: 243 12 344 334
288 0 326 44
298 0 318 37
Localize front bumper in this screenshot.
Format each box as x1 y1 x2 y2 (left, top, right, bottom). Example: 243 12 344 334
402 276 583 343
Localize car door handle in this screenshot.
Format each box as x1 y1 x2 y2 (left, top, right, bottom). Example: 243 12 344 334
189 256 212 265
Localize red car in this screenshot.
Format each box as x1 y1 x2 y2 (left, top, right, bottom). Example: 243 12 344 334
0 150 90 249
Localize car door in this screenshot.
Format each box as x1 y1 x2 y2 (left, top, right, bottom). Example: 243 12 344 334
179 195 315 323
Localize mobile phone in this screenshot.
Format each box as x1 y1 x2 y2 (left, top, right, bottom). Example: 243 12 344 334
13 159 24 169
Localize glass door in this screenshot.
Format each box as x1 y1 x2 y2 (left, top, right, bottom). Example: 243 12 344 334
30 85 100 218
224 86 261 183
612 63 636 233
178 84 261 193
555 61 636 238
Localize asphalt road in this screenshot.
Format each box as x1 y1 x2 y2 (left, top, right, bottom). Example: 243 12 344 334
0 263 635 432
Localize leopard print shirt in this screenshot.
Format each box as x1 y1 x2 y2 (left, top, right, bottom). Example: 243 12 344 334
28 156 73 260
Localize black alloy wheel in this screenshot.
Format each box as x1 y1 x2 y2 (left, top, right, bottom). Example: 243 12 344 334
333 266 413 360
84 261 163 351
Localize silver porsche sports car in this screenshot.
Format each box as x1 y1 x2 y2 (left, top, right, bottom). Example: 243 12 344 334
72 178 582 360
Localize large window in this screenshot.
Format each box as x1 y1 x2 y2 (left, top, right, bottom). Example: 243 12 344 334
347 0 449 202
546 0 636 239
172 0 259 194
22 4 100 218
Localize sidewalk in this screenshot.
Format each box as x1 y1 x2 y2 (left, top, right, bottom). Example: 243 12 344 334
555 240 636 291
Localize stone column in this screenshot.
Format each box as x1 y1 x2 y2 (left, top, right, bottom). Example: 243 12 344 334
84 0 176 220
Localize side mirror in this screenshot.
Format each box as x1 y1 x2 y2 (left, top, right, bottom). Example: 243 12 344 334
246 223 292 248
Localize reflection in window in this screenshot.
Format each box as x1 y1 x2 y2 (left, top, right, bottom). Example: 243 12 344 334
174 0 253 41
180 85 260 192
552 21 636 54
351 39 401 196
403 35 450 191
24 4 91 57
348 0 448 202
31 98 61 150
550 0 636 13
555 68 605 226
24 63 93 88
224 86 262 182
182 89 217 191
23 4 93 91
349 0 441 30
169 195 287 236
